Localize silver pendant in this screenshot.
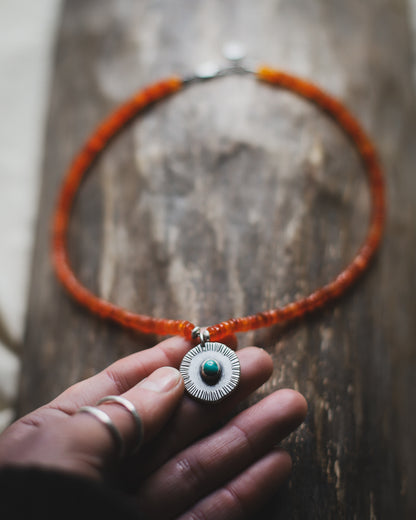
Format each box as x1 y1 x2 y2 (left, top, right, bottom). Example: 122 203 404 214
180 338 240 403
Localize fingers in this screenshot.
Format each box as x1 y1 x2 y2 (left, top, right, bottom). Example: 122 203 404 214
136 389 307 519
3 335 267 479
64 367 184 473
52 342 273 480
177 449 292 520
49 334 237 414
135 346 273 476
48 337 191 414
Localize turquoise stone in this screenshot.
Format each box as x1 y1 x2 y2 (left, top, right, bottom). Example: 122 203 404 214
200 359 221 384
203 359 220 376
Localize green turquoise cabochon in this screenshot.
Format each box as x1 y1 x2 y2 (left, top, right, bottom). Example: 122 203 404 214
180 342 240 402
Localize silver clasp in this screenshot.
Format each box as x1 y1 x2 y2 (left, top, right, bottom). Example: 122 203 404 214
183 41 255 84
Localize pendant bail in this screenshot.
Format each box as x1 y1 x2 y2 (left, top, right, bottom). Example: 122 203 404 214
191 326 210 346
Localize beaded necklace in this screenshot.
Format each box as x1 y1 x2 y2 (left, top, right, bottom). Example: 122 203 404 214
52 48 385 402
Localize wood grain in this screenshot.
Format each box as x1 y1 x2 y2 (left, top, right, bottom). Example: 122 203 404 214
20 0 416 518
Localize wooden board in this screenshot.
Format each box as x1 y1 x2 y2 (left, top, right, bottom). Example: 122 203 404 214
20 0 416 517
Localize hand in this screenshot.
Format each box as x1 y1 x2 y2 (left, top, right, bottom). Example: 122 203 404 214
0 336 307 519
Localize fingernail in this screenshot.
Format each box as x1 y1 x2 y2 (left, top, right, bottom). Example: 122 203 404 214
139 367 181 393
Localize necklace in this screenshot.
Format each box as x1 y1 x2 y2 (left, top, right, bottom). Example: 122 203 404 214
52 48 385 402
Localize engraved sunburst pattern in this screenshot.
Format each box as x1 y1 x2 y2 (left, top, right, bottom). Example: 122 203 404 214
180 342 241 402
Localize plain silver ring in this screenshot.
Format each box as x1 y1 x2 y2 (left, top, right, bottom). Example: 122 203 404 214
97 395 144 453
77 405 124 458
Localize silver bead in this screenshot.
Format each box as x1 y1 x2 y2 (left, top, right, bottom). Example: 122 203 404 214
192 326 201 339
222 41 246 63
195 61 220 79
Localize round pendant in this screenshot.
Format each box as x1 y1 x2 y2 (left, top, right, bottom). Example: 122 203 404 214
180 342 240 403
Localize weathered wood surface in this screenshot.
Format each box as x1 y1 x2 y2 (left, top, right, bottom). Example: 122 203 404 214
20 0 416 518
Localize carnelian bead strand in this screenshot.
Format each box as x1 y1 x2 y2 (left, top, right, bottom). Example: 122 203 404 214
205 66 385 341
52 67 385 344
52 77 196 341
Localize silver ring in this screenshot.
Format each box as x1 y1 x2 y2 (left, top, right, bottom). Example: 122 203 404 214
96 395 144 453
77 405 124 458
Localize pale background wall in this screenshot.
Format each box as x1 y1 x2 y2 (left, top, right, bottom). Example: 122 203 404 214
0 0 415 432
0 0 62 430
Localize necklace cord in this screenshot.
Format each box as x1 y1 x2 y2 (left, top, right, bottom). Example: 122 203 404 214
52 66 385 342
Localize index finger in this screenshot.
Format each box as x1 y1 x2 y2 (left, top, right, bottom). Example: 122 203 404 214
47 334 238 414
